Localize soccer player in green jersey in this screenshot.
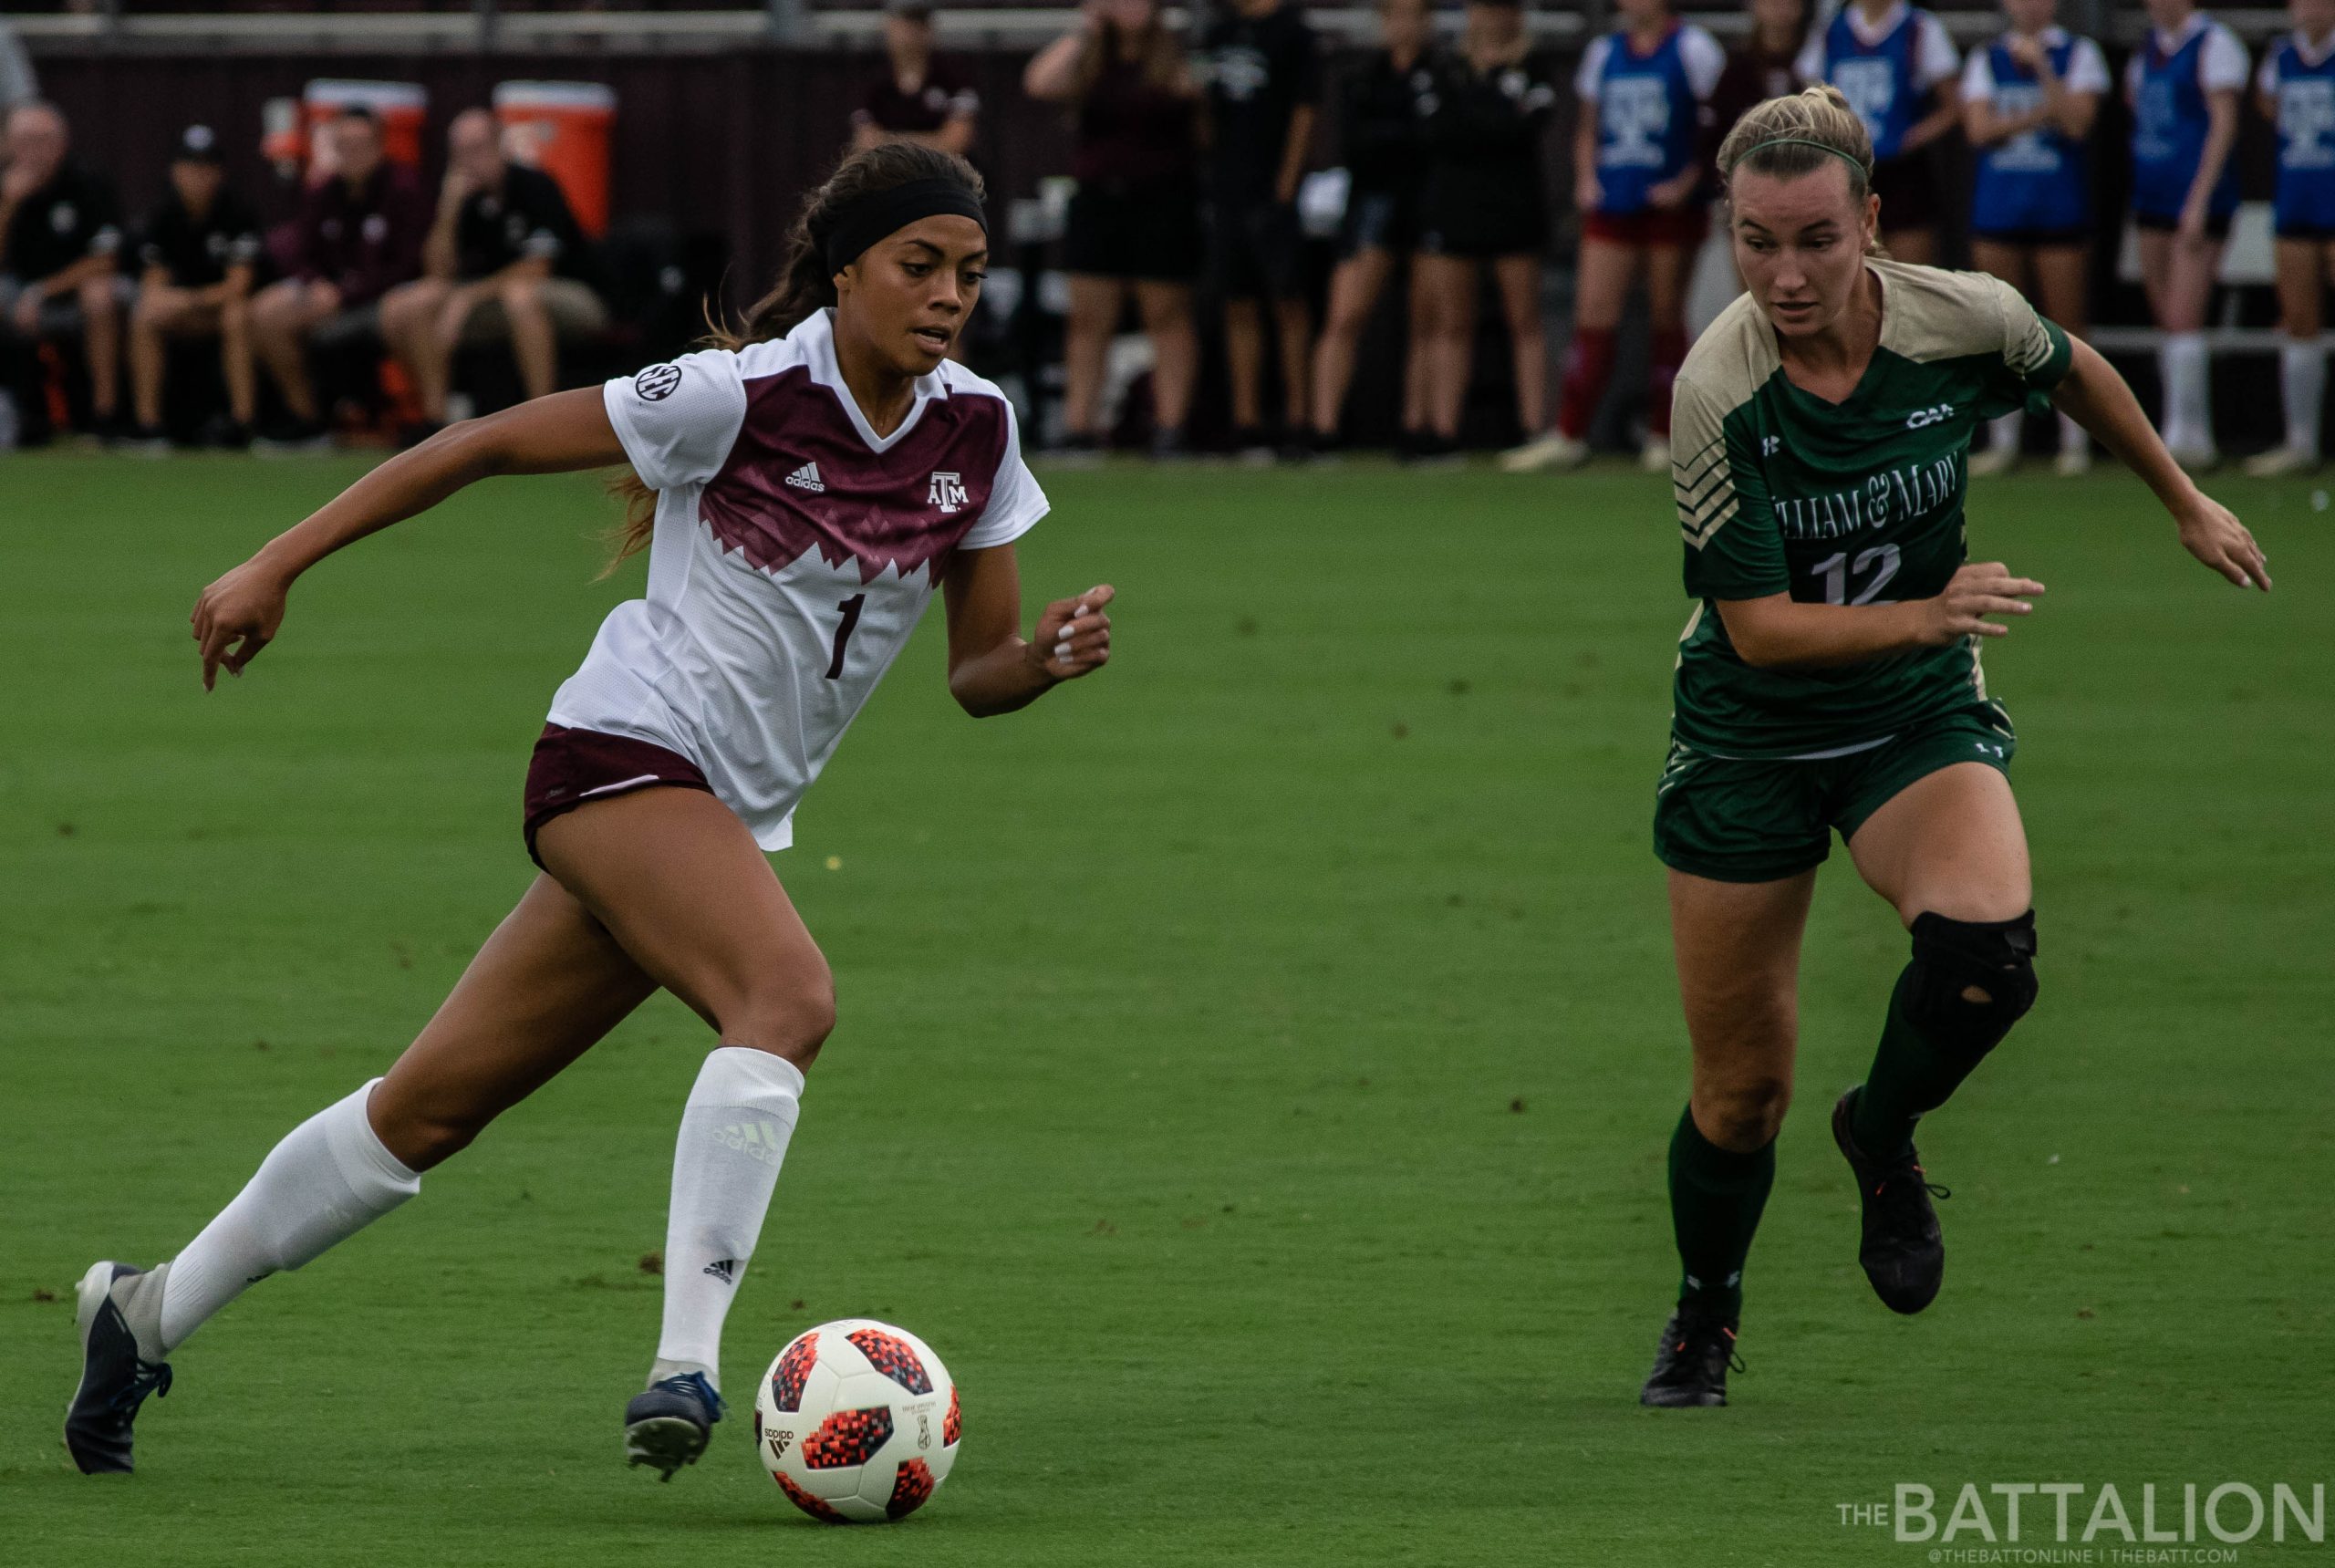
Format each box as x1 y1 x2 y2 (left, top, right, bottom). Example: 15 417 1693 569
1640 86 2271 1407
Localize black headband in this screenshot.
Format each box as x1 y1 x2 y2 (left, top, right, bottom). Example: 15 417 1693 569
824 177 988 275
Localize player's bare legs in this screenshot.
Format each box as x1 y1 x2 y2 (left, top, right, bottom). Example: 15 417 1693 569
249 278 337 429
2251 237 2333 475
379 277 455 426
1642 237 1691 469
367 873 660 1170
1061 274 1124 447
66 858 656 1473
1645 868 1812 1406
1490 252 1546 440
534 785 834 1477
2032 245 2092 471
1508 238 1624 471
1411 252 1477 450
1133 279 1198 444
2136 226 2227 465
1309 246 1396 444
1833 763 2038 1314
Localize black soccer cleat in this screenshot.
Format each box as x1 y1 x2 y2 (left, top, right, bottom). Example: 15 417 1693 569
624 1371 724 1480
1832 1088 1950 1314
1640 1304 1741 1407
65 1262 173 1475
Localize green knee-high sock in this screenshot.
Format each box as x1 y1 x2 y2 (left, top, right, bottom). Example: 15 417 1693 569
1852 965 1981 1161
1667 1104 1776 1321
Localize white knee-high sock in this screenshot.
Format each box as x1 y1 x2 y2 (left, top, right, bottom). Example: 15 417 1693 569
1987 410 2022 455
653 1047 804 1391
2057 410 2090 455
2164 332 2212 450
2282 339 2326 456
158 1079 421 1353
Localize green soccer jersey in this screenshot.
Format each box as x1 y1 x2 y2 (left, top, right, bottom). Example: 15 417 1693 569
1669 260 2073 758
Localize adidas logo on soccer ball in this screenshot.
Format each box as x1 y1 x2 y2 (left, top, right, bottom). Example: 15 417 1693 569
784 461 825 493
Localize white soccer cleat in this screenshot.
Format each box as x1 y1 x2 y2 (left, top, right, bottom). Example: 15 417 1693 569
2242 444 2319 478
1500 431 1591 472
2168 442 2220 472
2052 446 2092 478
1967 444 2020 478
1639 437 1671 473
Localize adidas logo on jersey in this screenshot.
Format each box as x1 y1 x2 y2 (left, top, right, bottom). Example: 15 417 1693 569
714 1119 787 1164
703 1258 739 1284
784 462 825 493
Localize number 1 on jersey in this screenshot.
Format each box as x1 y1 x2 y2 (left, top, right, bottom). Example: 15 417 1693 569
825 594 867 680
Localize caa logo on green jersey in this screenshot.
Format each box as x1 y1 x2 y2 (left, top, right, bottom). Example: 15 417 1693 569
1904 402 1956 429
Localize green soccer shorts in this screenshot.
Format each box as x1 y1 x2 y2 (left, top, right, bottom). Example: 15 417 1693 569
1652 704 2017 884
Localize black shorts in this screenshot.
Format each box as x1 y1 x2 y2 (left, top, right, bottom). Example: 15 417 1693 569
1206 197 1304 300
1417 192 1546 260
1871 153 1940 234
2133 209 2236 242
522 723 714 869
1339 187 1419 258
1969 228 2090 248
1064 179 1203 283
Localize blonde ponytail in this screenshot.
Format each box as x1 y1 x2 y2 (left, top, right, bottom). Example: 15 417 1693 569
1717 84 1875 202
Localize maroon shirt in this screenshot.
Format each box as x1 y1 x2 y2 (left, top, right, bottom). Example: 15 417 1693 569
1071 52 1199 189
294 164 429 308
854 65 980 136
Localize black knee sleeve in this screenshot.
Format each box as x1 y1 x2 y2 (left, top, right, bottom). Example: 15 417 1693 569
1904 909 2039 1062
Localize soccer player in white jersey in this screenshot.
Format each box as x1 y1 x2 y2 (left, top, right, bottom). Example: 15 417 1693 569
66 144 1113 1480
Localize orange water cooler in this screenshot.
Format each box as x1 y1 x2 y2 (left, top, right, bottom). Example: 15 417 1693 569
493 81 617 238
299 79 430 178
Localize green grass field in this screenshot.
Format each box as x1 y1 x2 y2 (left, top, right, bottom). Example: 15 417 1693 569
2 451 2330 1564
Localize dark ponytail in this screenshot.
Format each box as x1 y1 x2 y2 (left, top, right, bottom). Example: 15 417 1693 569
604 141 986 572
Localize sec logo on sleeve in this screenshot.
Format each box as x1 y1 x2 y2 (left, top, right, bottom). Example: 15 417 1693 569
634 363 684 401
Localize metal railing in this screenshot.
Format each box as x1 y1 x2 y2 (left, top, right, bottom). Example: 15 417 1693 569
7 3 2301 55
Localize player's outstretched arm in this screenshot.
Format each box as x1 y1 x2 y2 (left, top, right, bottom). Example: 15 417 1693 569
939 543 1112 717
190 388 627 690
2050 337 2272 592
1717 561 2047 672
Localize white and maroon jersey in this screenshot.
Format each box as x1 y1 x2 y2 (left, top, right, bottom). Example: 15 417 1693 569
549 308 1048 849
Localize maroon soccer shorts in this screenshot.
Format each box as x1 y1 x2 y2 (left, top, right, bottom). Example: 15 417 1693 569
522 723 714 868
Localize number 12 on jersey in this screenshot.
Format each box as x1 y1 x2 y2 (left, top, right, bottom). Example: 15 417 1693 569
1808 544 1901 605
825 594 867 680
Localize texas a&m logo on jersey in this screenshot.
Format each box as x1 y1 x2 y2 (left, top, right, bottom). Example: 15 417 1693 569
927 472 968 514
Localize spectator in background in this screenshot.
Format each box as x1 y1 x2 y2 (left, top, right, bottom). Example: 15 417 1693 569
2245 0 2335 476
1026 0 1201 458
1306 0 1445 456
0 100 123 442
1796 0 1960 263
249 106 429 451
1710 0 1806 140
854 0 979 157
380 108 604 443
2128 0 2247 468
1963 0 2108 478
1200 0 1322 459
1506 0 1722 472
124 124 262 452
1412 0 1560 461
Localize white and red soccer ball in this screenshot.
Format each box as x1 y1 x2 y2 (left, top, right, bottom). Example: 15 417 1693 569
753 1319 960 1522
